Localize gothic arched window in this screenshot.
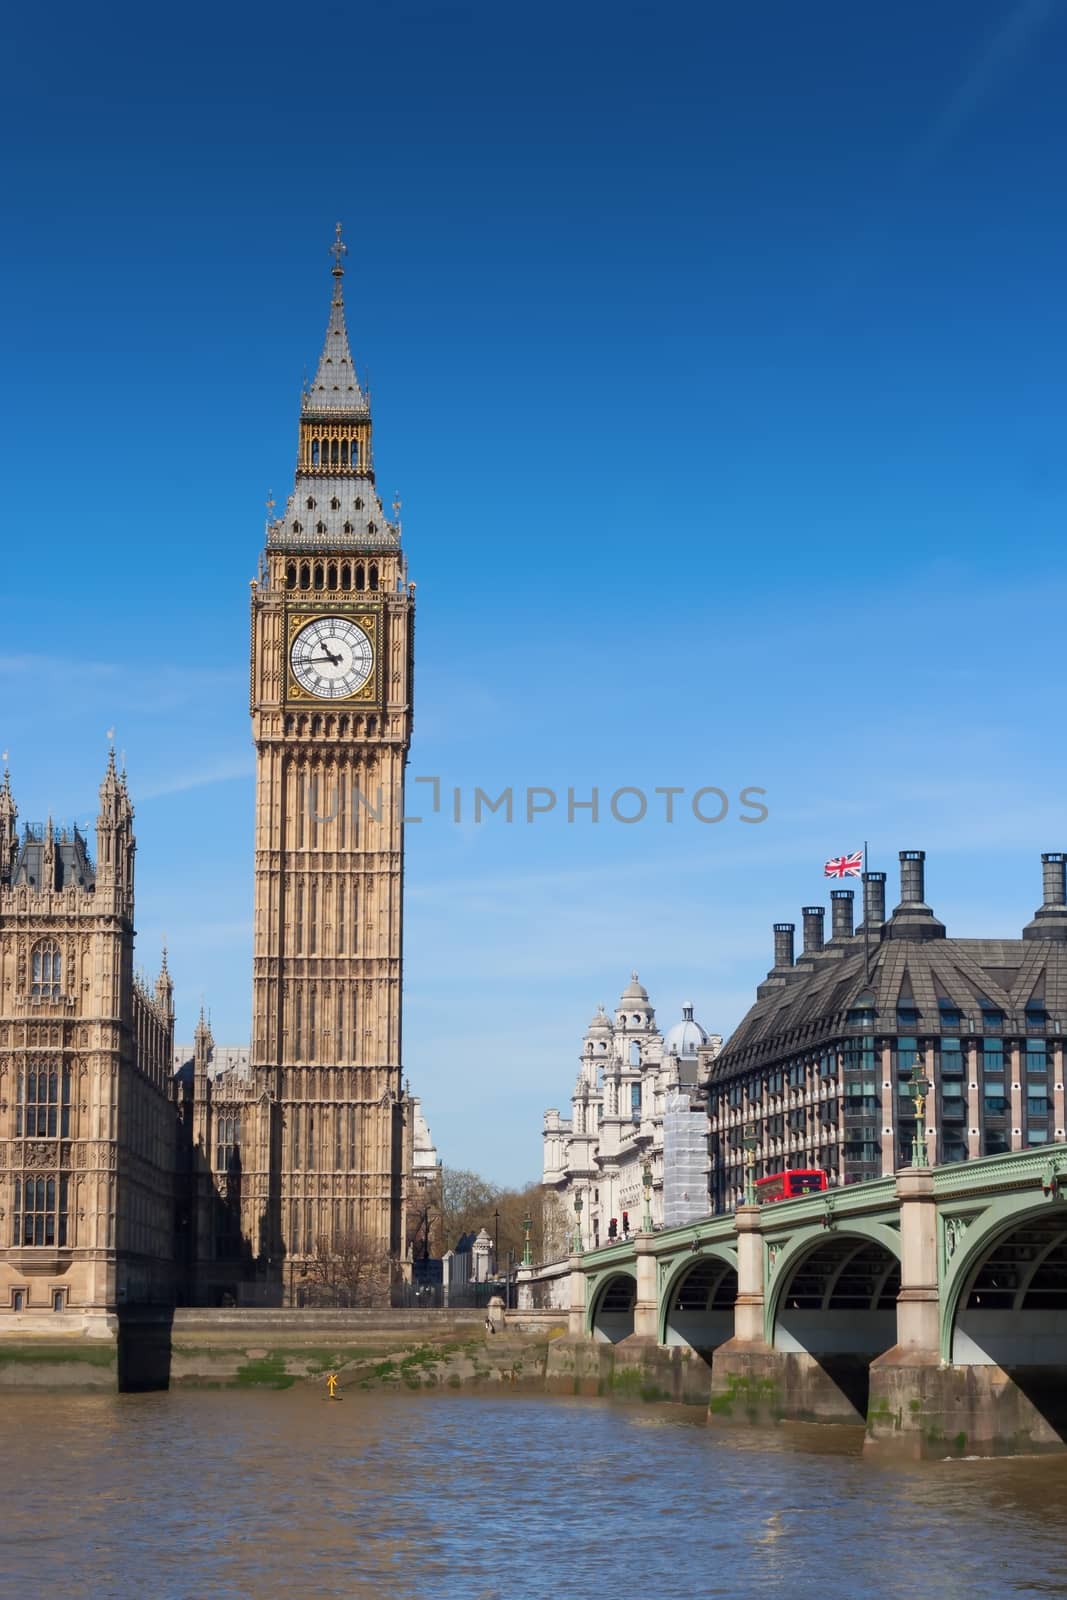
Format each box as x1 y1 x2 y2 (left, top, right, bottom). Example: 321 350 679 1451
215 1114 240 1174
368 563 379 592
31 941 62 1000
351 442 360 468
13 1175 68 1247
327 563 337 590
340 562 351 589
285 562 297 590
311 440 320 467
355 563 365 592
16 1061 70 1137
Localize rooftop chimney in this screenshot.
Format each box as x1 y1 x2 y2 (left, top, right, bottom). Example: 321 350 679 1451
1024 852 1067 942
887 849 945 942
861 871 886 930
773 922 795 969
830 888 855 940
899 849 925 905
801 906 825 956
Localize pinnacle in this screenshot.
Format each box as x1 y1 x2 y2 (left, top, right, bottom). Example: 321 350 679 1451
302 222 368 418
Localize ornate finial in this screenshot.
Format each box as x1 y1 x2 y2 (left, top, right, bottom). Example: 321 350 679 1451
631 969 639 982
265 489 275 516
330 222 347 277
392 493 402 518
160 943 169 974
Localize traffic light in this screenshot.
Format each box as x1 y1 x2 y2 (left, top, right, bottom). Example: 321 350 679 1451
622 1211 630 1235
608 1217 617 1239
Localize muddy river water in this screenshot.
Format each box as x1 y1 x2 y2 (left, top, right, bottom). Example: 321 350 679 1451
3 1388 1067 1598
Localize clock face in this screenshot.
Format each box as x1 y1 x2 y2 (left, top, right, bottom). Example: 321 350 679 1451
290 616 374 699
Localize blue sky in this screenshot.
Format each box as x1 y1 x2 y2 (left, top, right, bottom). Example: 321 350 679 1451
2 0 1067 1184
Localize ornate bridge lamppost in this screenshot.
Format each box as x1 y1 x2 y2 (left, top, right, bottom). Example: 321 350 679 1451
641 1156 654 1232
743 1130 759 1206
909 1061 931 1168
522 1210 533 1267
572 1191 584 1254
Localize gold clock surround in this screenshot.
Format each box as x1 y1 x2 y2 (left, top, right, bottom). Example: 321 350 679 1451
284 603 383 705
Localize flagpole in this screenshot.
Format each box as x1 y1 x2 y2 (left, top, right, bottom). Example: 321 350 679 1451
863 838 870 982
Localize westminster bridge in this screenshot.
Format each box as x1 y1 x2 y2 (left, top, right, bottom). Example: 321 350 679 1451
519 1146 1067 1457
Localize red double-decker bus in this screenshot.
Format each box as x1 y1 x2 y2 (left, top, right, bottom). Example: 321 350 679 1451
754 1168 828 1204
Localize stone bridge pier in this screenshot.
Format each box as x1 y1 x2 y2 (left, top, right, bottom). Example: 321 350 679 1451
708 1162 1067 1458
529 1147 1067 1458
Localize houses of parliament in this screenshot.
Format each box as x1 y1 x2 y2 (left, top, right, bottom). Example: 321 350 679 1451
0 230 422 1322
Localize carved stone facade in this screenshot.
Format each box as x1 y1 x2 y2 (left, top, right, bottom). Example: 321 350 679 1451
543 974 723 1256
245 229 415 1299
0 761 179 1329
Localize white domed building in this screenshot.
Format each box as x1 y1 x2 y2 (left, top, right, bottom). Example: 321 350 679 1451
542 975 722 1256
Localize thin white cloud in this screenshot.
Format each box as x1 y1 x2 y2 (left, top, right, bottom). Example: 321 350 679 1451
137 759 255 800
926 0 1057 153
0 653 242 715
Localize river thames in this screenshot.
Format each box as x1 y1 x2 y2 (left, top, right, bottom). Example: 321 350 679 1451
4 1389 1067 1598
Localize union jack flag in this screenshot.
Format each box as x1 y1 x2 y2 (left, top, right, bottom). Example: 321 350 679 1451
824 850 863 879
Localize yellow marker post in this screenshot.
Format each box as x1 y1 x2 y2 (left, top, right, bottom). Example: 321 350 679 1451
325 1372 340 1399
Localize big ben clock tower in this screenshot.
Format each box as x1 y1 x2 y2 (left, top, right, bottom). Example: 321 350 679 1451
250 227 414 1298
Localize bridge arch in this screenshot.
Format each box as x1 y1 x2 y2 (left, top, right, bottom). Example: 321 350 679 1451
943 1194 1067 1368
587 1270 637 1343
659 1248 738 1352
764 1218 903 1347
764 1222 902 1420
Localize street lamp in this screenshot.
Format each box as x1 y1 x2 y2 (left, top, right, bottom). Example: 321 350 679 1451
641 1155 654 1232
493 1207 500 1275
522 1209 533 1267
742 1130 759 1206
573 1191 583 1254
909 1060 931 1168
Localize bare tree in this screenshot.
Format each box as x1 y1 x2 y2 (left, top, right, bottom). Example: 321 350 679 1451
406 1167 443 1261
304 1229 391 1307
439 1166 499 1251
438 1170 549 1264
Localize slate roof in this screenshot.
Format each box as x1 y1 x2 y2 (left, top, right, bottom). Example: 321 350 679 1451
267 251 399 552
302 266 369 418
268 475 399 551
172 1043 252 1082
12 825 95 891
713 857 1067 1075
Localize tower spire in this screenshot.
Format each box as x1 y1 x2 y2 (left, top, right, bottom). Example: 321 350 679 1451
330 221 347 296
304 221 366 417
